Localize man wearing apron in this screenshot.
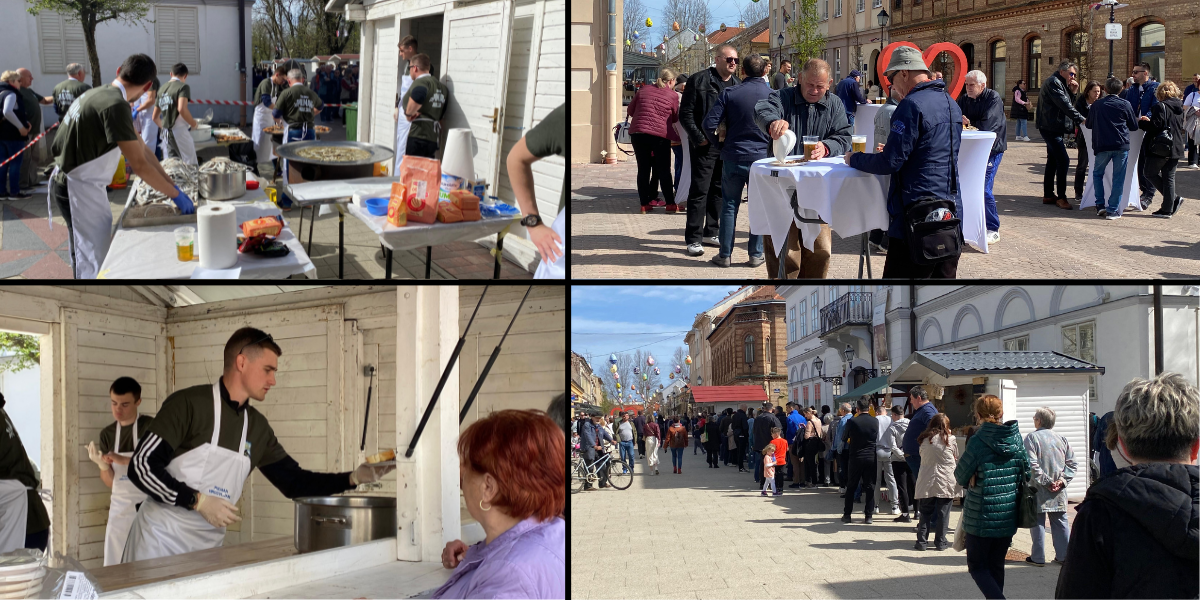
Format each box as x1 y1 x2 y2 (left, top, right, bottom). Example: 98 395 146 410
124 327 393 562
398 54 449 161
0 393 51 553
86 377 154 566
49 53 194 279
507 103 565 278
252 66 288 176
272 69 323 185
393 35 418 173
154 63 199 166
133 75 160 159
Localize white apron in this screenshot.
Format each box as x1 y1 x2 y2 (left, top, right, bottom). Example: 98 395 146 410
103 418 148 566
672 122 691 205
136 91 158 152
280 122 313 184
49 143 122 279
122 383 250 562
162 118 197 166
251 95 277 163
533 209 565 279
393 74 413 173
0 480 28 553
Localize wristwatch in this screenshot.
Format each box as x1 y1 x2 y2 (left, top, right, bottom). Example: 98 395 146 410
520 214 543 228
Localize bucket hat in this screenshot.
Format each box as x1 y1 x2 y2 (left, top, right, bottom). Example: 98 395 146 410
884 46 931 79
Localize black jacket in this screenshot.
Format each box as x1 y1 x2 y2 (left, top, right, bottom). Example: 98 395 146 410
679 67 740 147
1055 462 1198 599
752 411 782 452
957 87 1007 155
0 83 29 143
1036 72 1085 136
1138 97 1187 160
704 418 721 445
732 409 748 436
1010 86 1031 120
753 87 854 156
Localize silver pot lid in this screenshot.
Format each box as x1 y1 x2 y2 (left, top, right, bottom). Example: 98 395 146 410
274 140 395 167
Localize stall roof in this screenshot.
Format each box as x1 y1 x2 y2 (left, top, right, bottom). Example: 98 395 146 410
835 375 895 401
889 351 1105 385
691 386 768 404
103 285 332 307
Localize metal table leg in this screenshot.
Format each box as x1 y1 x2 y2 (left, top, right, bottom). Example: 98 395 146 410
425 246 432 279
384 244 392 280
494 231 505 279
338 205 344 280
306 205 315 255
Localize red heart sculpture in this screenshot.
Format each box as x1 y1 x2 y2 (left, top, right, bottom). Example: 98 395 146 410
875 41 969 99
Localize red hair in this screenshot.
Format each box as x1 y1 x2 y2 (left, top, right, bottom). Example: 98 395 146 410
458 409 565 521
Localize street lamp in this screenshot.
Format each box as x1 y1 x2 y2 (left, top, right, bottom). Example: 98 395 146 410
843 344 855 364
876 8 889 84
1098 0 1120 78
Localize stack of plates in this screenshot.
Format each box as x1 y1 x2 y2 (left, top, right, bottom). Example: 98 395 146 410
0 557 45 599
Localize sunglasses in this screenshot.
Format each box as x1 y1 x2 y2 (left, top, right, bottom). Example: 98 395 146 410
724 56 739 64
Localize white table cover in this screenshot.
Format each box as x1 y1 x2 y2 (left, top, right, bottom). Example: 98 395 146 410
285 176 402 207
346 204 520 252
853 104 885 152
1077 126 1143 216
958 130 997 254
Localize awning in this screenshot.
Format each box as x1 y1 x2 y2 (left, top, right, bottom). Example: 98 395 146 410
834 375 894 401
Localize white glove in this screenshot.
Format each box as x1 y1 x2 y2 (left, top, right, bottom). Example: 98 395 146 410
87 442 111 472
351 462 396 485
195 493 241 528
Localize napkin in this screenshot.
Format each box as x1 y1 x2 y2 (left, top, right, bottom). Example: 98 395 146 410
773 130 797 163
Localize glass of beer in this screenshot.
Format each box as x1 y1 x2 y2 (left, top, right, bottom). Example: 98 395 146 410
175 226 195 262
852 135 867 153
802 136 819 159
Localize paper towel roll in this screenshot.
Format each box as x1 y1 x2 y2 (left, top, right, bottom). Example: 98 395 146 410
197 204 238 270
441 128 475 181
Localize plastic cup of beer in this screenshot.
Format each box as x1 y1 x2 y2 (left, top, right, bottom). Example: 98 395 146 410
174 226 195 262
852 135 867 153
802 136 819 158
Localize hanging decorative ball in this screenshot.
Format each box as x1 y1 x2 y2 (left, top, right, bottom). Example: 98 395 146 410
610 364 617 373
616 382 622 389
663 34 668 42
654 367 660 375
685 355 693 364
647 355 656 366
669 372 675 379
633 366 640 374
645 17 653 27
609 353 617 364
720 23 727 31
699 23 706 33
641 43 646 50
642 373 648 381
626 39 632 47
677 43 683 50
633 30 640 40
694 33 700 41
672 21 681 31
613 372 619 380
659 384 664 390
675 365 682 373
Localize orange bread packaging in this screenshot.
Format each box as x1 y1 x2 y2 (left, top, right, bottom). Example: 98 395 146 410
436 201 463 223
447 189 480 211
398 156 441 224
460 208 482 221
386 182 408 227
241 215 284 238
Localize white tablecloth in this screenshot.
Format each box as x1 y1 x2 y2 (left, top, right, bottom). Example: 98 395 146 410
1077 126 1143 216
854 104 885 152
285 176 402 207
346 204 520 252
958 130 997 253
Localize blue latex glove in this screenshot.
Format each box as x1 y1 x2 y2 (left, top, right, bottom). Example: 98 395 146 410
132 108 139 121
272 108 282 119
172 186 195 215
261 94 272 107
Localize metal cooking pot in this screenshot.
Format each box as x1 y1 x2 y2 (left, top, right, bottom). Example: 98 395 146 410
190 124 212 143
202 172 246 201
274 140 394 181
293 496 396 553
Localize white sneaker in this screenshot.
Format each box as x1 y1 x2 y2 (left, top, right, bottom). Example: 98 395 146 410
1105 213 1121 220
838 487 846 494
986 230 1000 244
686 243 704 256
1024 136 1032 141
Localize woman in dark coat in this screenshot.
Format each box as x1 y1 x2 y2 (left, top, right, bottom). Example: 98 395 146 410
1073 81 1102 201
1011 80 1031 141
1137 81 1188 216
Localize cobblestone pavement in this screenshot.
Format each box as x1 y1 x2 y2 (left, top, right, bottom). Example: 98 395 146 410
572 448 1067 600
571 135 1200 279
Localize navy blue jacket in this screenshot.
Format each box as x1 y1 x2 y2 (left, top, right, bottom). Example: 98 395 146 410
1085 94 1138 153
1122 80 1159 118
1092 411 1117 477
835 76 867 116
702 77 772 163
848 80 963 239
901 401 939 458
957 87 1007 155
753 88 853 156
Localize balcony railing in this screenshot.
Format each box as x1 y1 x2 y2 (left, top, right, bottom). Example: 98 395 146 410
820 292 873 336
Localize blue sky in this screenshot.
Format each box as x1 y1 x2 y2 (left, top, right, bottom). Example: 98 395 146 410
571 286 742 374
634 0 753 45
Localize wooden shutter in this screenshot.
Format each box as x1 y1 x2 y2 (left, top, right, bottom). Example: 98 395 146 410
156 7 179 71
177 7 200 73
38 12 65 74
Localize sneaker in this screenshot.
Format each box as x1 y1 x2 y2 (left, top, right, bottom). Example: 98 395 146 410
773 491 782 496
686 243 704 256
664 204 679 214
868 241 888 254
914 543 926 551
1025 557 1046 567
838 487 846 494
985 230 1000 244
864 517 873 524
894 514 912 523
710 255 731 267
1105 213 1121 220
640 205 653 214
789 483 801 488
10 192 31 200
934 544 948 551
841 515 852 524
1095 206 1106 217
1140 197 1153 210
1151 210 1171 218
701 236 720 247
650 199 667 207
761 491 769 496
1052 558 1065 566
747 254 765 268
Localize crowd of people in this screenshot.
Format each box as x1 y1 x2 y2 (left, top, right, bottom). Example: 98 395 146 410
621 39 1200 278
586 372 1198 599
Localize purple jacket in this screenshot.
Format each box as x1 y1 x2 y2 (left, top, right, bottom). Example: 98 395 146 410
627 85 680 141
432 517 565 599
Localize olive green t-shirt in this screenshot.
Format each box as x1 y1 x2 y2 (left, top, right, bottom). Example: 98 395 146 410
146 379 289 470
274 83 323 127
157 79 190 129
51 84 138 176
52 79 91 118
400 74 448 143
255 78 285 106
18 88 44 135
99 414 156 455
0 407 50 533
524 103 565 214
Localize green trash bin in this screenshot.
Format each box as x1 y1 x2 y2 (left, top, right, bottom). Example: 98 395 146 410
345 103 358 141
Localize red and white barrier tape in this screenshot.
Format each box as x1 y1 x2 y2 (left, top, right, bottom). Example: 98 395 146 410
0 122 58 169
190 99 348 108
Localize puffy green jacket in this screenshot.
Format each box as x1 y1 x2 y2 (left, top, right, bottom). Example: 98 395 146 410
954 420 1029 538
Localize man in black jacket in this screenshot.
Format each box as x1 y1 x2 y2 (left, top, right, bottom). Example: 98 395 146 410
1036 61 1085 209
1055 373 1198 599
840 398 880 524
632 411 647 458
680 44 740 258
732 405 749 471
752 402 782 487
958 70 1007 244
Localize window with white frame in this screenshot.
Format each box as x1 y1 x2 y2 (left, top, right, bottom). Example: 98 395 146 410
798 299 807 337
1003 335 1029 351
835 0 842 17
155 6 201 74
1062 321 1098 402
874 0 882 7
37 11 89 74
828 285 839 304
858 0 865 12
834 48 842 79
790 307 797 342
823 0 829 19
810 292 819 333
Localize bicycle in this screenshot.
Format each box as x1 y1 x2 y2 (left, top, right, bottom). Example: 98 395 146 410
572 444 633 493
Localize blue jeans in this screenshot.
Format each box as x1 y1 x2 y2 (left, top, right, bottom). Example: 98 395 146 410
1093 150 1129 212
1015 119 1028 138
0 140 25 195
719 160 763 259
671 447 684 470
619 440 635 468
1030 510 1070 563
984 153 1003 231
847 112 856 127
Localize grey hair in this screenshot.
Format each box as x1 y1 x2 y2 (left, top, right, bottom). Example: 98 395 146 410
1033 407 1056 429
1058 60 1076 73
1114 373 1200 462
840 402 852 413
1105 77 1124 95
66 63 85 77
965 70 986 85
287 68 304 81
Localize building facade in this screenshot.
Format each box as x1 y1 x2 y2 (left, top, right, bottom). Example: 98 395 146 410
707 287 789 405
771 0 891 85
685 286 762 390
571 0 622 163
571 351 604 407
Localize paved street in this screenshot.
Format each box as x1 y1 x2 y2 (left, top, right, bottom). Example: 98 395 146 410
571 131 1200 279
572 448 1066 600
